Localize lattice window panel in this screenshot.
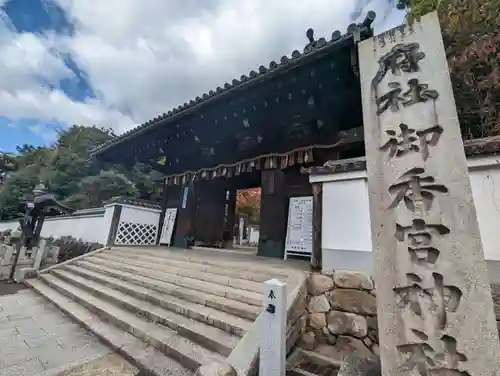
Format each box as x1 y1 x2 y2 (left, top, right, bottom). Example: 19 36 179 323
115 221 158 245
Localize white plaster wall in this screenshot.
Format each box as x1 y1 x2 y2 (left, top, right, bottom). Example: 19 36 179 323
0 206 115 245
119 205 161 225
0 220 20 232
322 177 372 253
468 156 500 262
310 155 500 278
41 214 108 244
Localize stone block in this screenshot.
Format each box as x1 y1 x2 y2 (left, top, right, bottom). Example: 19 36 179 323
16 267 36 283
308 295 330 313
334 270 374 291
322 326 337 345
315 336 372 364
307 274 334 296
309 313 327 329
327 311 368 338
366 316 378 343
328 290 376 316
299 331 316 351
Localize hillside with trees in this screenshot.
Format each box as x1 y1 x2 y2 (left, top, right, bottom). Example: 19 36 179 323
399 0 500 139
0 126 163 220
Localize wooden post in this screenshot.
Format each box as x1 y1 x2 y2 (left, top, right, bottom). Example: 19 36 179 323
311 182 323 270
258 169 287 258
223 188 237 248
173 181 198 248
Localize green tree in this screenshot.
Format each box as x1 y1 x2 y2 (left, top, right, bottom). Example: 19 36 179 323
64 170 139 208
0 125 162 220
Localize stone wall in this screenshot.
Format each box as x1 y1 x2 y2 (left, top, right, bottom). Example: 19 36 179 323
297 271 378 362
295 273 500 365
491 284 500 334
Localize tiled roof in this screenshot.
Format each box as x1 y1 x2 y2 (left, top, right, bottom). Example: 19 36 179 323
302 135 500 175
104 196 162 210
90 11 376 157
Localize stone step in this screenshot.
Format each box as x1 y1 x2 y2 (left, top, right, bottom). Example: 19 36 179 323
105 248 281 283
287 369 320 376
75 260 260 321
52 268 240 356
38 273 225 371
25 278 193 376
94 252 263 293
83 256 263 306
112 247 291 279
61 264 252 337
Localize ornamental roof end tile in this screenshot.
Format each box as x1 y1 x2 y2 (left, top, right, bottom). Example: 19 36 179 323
90 11 376 157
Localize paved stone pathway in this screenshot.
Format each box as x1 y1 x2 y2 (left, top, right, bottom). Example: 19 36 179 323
0 288 138 376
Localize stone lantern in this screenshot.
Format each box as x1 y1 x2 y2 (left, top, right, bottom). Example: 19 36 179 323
8 183 73 282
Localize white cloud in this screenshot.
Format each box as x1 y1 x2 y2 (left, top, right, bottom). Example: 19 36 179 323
0 0 404 135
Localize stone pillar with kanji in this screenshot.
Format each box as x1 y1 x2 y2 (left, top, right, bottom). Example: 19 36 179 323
359 12 500 375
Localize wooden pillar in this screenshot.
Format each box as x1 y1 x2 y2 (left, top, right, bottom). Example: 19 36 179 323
311 182 323 270
194 180 227 247
173 181 198 248
258 169 287 258
223 188 237 248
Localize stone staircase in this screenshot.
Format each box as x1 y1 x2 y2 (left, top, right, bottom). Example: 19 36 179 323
25 246 306 375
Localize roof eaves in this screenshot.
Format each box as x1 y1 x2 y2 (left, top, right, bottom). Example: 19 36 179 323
90 11 376 157
301 135 500 175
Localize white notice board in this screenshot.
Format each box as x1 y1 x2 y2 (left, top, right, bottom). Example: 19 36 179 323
285 196 313 259
159 208 178 246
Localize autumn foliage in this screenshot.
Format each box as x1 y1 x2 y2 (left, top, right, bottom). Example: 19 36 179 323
401 0 500 138
236 188 261 224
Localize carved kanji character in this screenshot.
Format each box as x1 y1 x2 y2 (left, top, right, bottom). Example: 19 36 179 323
398 332 470 376
402 78 439 107
376 81 406 115
372 43 425 87
380 123 443 161
417 125 443 161
395 219 450 266
394 273 462 330
381 123 419 158
377 79 439 115
424 273 462 331
397 329 435 375
394 273 430 317
388 167 448 213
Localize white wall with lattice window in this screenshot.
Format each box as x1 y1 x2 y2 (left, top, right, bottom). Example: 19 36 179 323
114 205 161 246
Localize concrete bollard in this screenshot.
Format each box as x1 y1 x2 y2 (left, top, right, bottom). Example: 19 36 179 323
260 278 287 376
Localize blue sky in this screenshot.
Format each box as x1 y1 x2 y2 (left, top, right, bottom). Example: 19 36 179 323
0 0 404 153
